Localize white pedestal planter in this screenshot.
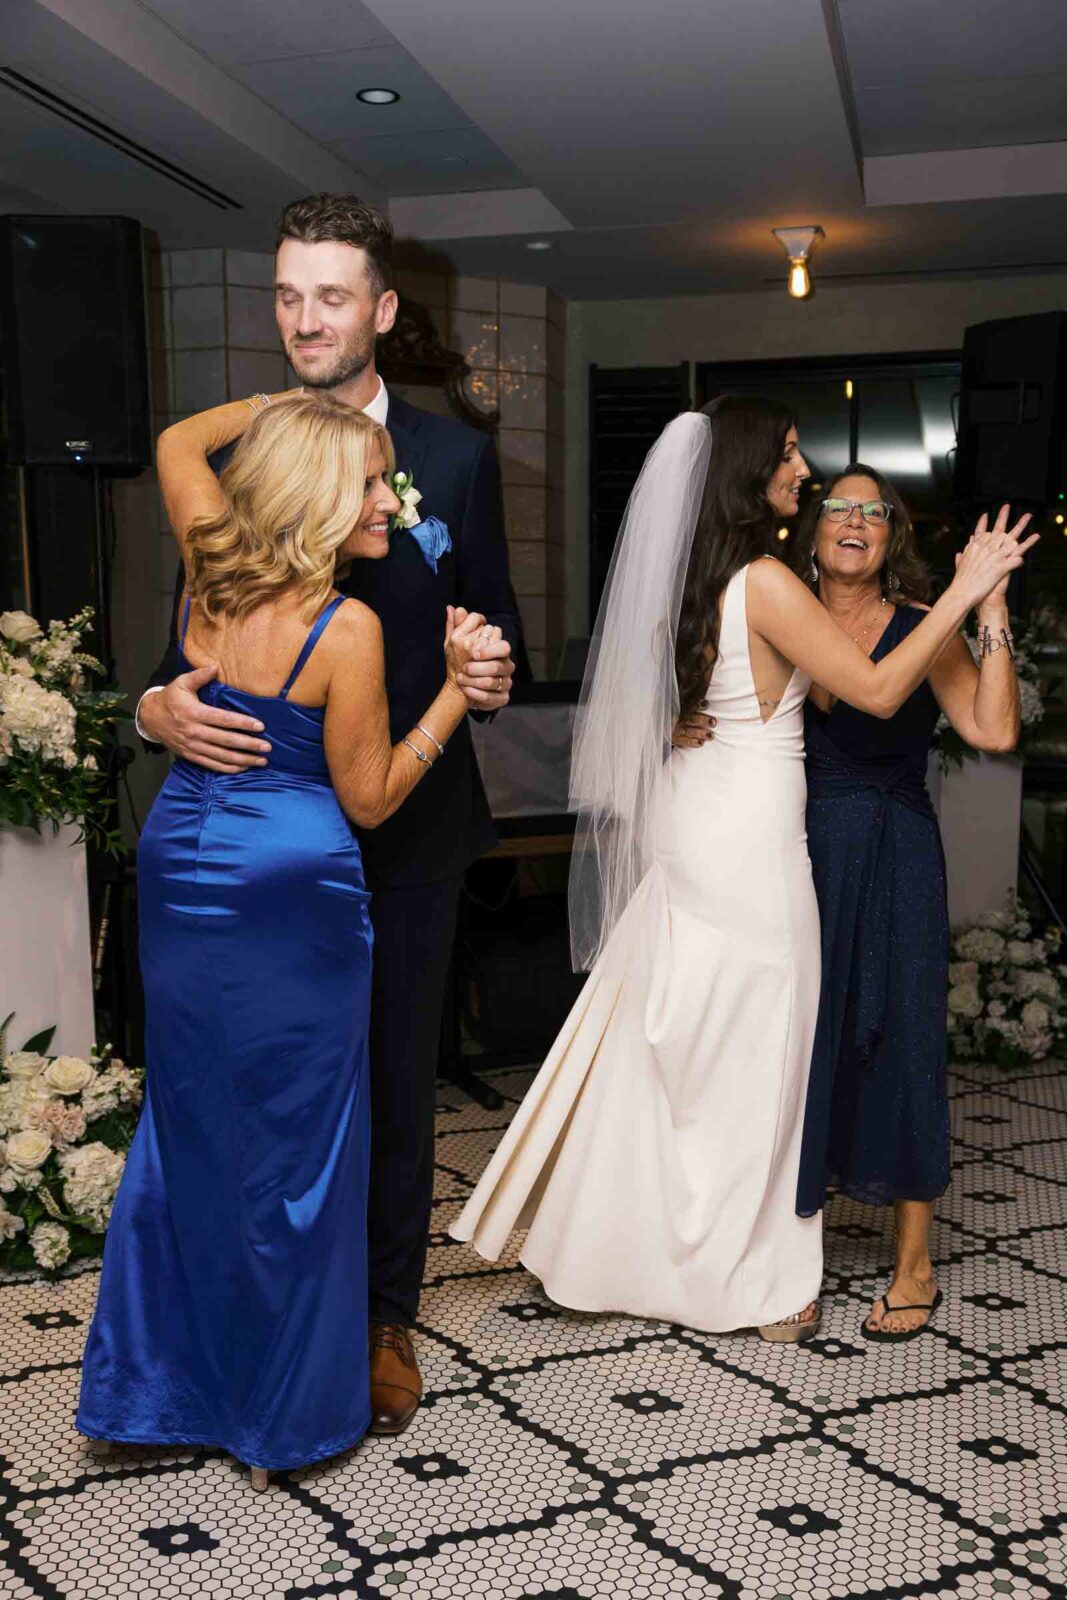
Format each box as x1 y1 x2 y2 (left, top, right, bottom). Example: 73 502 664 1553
927 752 1022 929
0 823 95 1057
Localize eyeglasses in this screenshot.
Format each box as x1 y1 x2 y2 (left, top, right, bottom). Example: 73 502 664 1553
821 497 892 525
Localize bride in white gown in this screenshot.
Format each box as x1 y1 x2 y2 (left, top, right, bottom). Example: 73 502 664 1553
452 397 1034 1339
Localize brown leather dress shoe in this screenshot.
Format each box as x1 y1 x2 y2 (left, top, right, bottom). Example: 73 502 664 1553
368 1323 423 1436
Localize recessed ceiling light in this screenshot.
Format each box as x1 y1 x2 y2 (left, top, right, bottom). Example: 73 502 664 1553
439 155 469 167
357 87 400 105
525 240 552 251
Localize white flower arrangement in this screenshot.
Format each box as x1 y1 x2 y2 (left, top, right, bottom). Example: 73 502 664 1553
0 607 126 849
0 1013 143 1275
946 897 1067 1072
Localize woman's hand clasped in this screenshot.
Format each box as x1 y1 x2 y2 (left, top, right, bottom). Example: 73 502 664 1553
444 606 515 709
952 504 1039 610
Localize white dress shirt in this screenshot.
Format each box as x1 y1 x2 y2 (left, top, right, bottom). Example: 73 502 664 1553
135 378 391 738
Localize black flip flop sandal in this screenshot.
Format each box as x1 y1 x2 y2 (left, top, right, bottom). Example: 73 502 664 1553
860 1288 943 1343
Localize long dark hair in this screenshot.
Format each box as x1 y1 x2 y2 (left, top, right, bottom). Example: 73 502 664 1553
675 393 796 722
792 461 931 603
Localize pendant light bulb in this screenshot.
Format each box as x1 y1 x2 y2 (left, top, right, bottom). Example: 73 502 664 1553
788 259 810 299
772 226 824 301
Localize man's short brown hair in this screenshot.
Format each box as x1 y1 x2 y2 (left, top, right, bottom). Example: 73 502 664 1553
276 194 394 299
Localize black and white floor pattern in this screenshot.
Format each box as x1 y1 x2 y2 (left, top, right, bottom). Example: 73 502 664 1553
1 1062 1065 1599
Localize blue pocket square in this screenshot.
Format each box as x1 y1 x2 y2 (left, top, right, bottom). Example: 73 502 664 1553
409 516 452 574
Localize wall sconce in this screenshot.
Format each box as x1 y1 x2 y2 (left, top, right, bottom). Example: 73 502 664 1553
772 226 825 299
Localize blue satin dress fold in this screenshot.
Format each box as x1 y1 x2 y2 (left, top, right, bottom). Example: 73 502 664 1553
78 596 373 1470
796 603 951 1216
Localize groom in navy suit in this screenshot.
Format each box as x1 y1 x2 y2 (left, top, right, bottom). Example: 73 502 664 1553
138 194 524 1434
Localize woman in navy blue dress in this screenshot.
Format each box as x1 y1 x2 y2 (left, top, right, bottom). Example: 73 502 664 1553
77 392 491 1483
793 466 1026 1340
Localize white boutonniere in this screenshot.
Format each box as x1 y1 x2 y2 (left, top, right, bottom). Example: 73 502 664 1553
392 469 423 530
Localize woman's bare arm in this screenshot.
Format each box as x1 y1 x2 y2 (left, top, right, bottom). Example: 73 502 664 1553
155 395 289 556
929 601 1020 753
747 517 1036 719
323 602 485 828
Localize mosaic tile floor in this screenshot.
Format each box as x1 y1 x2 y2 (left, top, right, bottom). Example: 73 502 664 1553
1 1062 1065 1599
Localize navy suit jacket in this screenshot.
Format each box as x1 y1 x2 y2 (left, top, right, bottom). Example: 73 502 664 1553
146 392 526 889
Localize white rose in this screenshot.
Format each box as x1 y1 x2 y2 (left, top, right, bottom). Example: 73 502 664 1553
948 961 979 986
0 610 42 643
42 1057 94 1096
977 910 1012 931
947 982 983 1019
1021 999 1050 1030
0 1201 26 1242
0 1168 18 1194
30 1220 70 1270
396 486 422 530
1006 939 1034 965
5 1128 52 1176
4 1051 47 1080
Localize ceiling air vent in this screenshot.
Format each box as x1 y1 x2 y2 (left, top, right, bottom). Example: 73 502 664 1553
0 68 242 211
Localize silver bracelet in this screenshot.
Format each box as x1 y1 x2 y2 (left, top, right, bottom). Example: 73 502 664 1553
244 392 272 415
402 737 434 767
417 724 445 756
978 624 1015 660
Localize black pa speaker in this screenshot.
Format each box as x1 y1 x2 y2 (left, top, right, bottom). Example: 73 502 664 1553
954 311 1067 506
0 215 151 469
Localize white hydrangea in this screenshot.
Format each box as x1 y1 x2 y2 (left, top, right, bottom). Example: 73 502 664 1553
80 1061 141 1122
30 1220 70 1270
1019 678 1044 727
59 1142 125 1231
948 961 979 986
954 928 1006 964
1015 970 1060 1002
0 1077 51 1135
0 1200 25 1241
0 675 77 763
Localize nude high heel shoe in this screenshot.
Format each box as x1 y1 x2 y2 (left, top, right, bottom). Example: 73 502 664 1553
249 1466 271 1491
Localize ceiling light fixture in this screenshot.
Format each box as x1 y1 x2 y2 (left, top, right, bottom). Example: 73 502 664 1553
525 240 552 252
357 87 400 105
772 225 824 300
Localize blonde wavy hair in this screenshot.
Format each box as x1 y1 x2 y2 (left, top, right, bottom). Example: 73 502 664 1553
186 393 394 621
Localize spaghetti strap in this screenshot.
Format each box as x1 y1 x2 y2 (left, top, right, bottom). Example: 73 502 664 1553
179 593 192 649
278 595 347 701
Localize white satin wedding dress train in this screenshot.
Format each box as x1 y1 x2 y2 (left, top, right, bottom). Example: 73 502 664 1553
451 563 823 1331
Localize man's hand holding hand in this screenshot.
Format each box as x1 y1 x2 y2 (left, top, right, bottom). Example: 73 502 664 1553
454 627 514 711
140 668 272 774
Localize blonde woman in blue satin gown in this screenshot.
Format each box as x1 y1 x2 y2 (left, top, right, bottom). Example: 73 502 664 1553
452 396 1035 1340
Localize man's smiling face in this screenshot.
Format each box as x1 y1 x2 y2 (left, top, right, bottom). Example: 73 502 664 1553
274 237 397 390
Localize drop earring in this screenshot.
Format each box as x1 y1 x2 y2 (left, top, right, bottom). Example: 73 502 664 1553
810 555 819 585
